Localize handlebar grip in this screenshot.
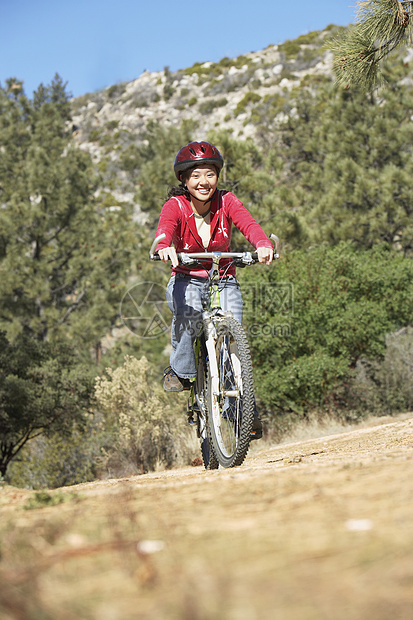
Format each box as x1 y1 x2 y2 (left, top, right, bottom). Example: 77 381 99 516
149 233 166 260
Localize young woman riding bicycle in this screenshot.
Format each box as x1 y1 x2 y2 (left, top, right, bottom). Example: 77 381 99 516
154 141 273 438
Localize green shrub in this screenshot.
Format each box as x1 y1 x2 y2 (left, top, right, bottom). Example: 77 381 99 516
163 84 175 100
199 98 228 114
240 243 413 421
107 83 126 99
251 79 262 89
324 24 345 34
23 490 80 510
132 98 149 108
234 92 261 116
217 56 232 69
0 333 95 480
97 159 108 174
106 120 119 131
249 110 260 124
99 134 113 147
182 55 252 80
89 129 100 142
119 144 143 172
183 62 205 77
198 100 216 114
278 40 301 59
94 356 194 475
251 93 287 123
279 68 296 82
300 74 332 87
278 31 321 59
7 414 104 489
352 327 413 414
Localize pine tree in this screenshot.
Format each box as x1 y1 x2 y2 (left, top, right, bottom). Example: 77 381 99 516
271 82 413 252
329 1 413 90
0 75 145 477
0 75 139 354
0 331 94 478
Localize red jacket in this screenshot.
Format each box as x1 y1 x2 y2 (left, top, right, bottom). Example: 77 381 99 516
155 190 273 277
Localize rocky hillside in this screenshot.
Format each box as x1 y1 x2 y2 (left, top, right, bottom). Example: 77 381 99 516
69 26 340 207
68 23 413 217
72 28 335 145
73 26 336 165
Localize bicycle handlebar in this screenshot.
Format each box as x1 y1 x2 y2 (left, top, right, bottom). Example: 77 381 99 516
149 233 280 264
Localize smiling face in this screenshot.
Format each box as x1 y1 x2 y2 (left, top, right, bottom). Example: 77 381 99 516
184 164 218 205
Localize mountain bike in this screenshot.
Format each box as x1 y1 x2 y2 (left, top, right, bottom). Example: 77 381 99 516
149 233 279 469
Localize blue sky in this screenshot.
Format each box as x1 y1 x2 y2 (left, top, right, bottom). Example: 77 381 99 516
1 0 356 98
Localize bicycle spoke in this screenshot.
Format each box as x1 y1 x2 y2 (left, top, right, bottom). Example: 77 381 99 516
195 339 218 469
207 318 255 468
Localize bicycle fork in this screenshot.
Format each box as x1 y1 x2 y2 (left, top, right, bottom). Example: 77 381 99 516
204 318 219 399
187 318 220 428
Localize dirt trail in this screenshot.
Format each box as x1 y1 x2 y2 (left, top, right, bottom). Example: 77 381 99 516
1 413 413 620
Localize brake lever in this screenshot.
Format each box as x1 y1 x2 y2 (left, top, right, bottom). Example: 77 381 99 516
179 254 199 266
270 234 280 259
232 252 258 268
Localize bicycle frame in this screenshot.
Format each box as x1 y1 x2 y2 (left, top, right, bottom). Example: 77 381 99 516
149 232 279 467
177 253 235 427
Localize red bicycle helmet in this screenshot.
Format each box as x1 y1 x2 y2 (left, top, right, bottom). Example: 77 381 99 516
174 141 224 180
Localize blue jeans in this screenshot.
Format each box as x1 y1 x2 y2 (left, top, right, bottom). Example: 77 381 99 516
166 274 243 378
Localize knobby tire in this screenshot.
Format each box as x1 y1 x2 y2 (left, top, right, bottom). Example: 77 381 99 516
206 317 254 468
196 337 219 470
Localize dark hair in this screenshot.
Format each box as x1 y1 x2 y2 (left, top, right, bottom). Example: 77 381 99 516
166 183 191 200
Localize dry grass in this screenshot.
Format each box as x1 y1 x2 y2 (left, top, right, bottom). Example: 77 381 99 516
1 412 412 619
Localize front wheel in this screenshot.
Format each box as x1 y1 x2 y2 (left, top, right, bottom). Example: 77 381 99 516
206 318 255 468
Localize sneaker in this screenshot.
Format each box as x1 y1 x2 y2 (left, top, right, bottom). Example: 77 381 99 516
163 366 191 392
250 414 263 441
